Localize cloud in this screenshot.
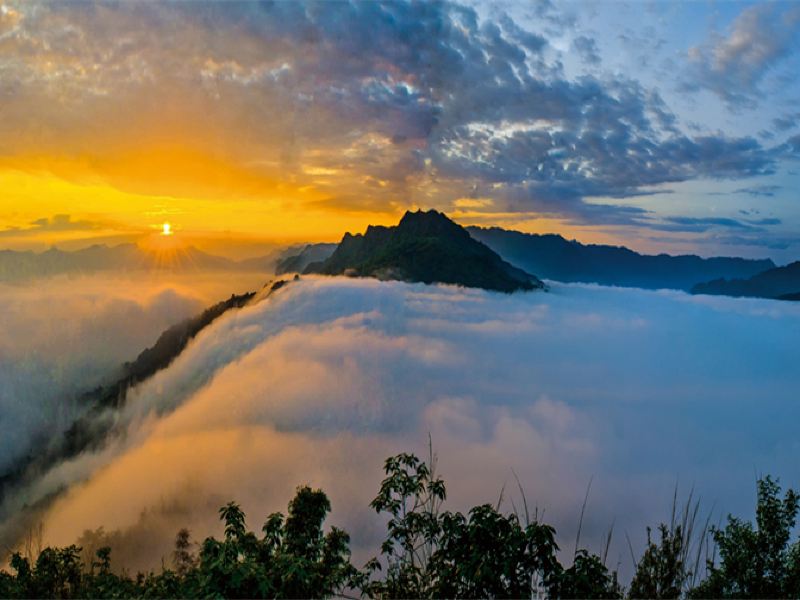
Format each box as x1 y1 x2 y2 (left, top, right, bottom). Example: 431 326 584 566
0 4 21 35
522 0 577 36
0 271 267 477
749 217 782 226
683 3 800 109
0 1 787 231
616 27 667 70
0 215 105 238
653 215 772 233
5 277 798 578
704 234 796 251
731 184 782 198
775 133 800 160
772 113 800 133
431 110 776 225
572 36 601 66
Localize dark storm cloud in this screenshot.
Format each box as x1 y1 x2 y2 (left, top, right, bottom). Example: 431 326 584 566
0 1 787 227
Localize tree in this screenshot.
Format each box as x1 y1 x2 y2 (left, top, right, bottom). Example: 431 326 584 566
690 476 800 598
193 488 356 598
8 452 797 599
172 528 196 577
430 503 564 598
363 451 447 598
554 549 621 599
629 524 686 599
28 546 82 599
361 450 618 599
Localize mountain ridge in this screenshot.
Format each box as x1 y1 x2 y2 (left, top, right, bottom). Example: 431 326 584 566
0 243 278 282
691 261 800 300
304 210 543 293
275 243 338 275
468 226 776 291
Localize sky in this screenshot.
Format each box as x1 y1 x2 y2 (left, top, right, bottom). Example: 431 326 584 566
3 276 798 578
1 0 799 261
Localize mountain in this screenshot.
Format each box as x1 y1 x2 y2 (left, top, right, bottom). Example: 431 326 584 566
468 227 775 291
0 244 278 282
304 210 543 293
691 261 800 300
275 243 338 274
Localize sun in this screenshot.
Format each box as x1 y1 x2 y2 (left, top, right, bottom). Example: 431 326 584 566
141 221 190 267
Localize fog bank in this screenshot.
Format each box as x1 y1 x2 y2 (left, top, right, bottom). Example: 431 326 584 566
0 271 267 474
5 277 799 573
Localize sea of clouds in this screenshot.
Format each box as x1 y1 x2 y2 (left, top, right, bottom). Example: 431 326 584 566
0 271 268 475
3 275 800 575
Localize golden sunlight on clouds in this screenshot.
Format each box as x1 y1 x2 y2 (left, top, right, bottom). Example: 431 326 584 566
453 198 495 209
0 167 402 251
0 0 795 262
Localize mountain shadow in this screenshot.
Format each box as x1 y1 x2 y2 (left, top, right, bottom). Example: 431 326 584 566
304 210 542 293
692 261 800 300
468 226 775 292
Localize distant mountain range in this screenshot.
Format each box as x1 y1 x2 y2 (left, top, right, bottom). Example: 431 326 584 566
0 244 279 282
691 261 800 300
304 210 542 293
275 243 338 275
6 219 793 299
467 227 775 292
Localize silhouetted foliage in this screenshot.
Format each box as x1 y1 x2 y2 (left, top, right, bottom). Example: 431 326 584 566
1 454 797 599
360 450 618 599
187 488 356 599
0 486 355 600
172 528 195 577
554 549 621 599
627 486 713 599
361 452 448 598
690 476 800 599
629 524 686 599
